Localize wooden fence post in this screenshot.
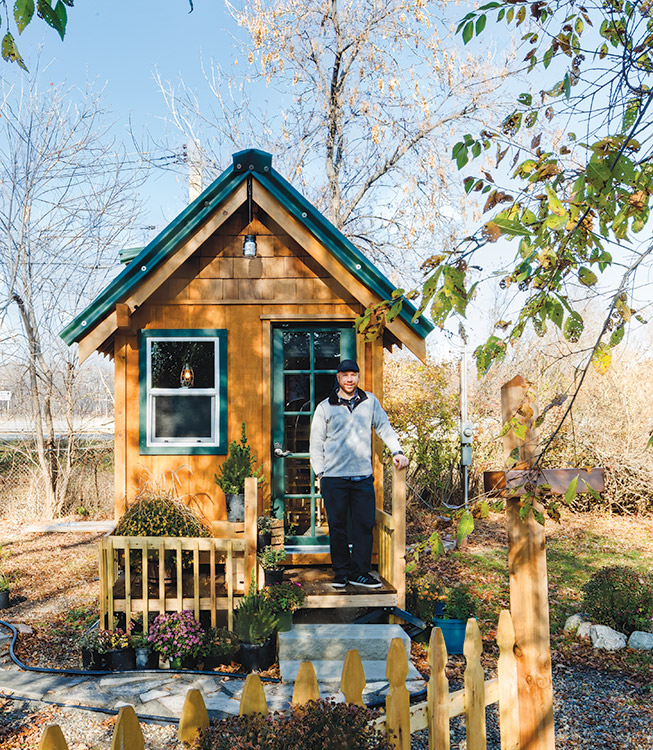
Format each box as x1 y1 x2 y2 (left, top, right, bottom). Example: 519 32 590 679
38 725 68 750
501 376 555 750
427 627 450 750
341 649 366 706
293 661 320 704
392 466 406 611
497 610 520 750
244 477 258 594
239 673 268 716
111 705 144 750
178 688 210 744
464 618 486 750
385 637 410 750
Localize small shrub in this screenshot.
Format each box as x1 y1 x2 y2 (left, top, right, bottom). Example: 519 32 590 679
214 423 264 495
263 581 305 614
406 577 444 622
193 699 393 750
257 546 287 570
443 583 476 620
582 565 653 635
203 627 240 660
233 591 278 644
115 493 211 538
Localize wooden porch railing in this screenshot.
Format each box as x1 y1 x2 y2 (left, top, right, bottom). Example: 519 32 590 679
98 535 244 631
376 466 406 608
39 611 519 750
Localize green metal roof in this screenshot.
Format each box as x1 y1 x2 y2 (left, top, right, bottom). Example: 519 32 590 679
61 149 433 345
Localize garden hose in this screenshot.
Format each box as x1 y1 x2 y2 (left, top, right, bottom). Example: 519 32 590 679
0 620 427 711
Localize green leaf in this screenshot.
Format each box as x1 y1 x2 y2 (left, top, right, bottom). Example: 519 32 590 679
493 217 531 237
533 507 546 525
462 20 474 44
479 500 490 518
547 298 564 328
519 500 532 521
563 311 584 341
609 325 624 347
1 32 26 70
463 176 475 194
545 212 569 230
518 92 533 106
14 0 34 34
512 420 527 441
37 0 66 40
428 531 445 555
586 486 603 503
406 561 417 573
543 46 554 68
647 435 653 449
578 267 598 286
476 14 487 34
564 474 579 505
456 511 474 545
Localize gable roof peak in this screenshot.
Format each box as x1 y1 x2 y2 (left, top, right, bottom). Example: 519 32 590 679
232 149 272 174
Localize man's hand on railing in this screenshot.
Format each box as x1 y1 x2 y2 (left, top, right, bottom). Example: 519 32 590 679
393 453 409 470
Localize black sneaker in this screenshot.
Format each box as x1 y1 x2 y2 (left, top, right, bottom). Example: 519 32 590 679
331 575 348 588
350 574 382 589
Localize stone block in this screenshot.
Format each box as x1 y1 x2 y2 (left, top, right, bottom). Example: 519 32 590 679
280 658 422 683
628 631 653 650
577 622 592 639
590 624 627 650
279 624 411 663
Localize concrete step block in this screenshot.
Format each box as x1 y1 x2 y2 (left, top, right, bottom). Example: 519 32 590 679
278 624 411 663
280 658 422 684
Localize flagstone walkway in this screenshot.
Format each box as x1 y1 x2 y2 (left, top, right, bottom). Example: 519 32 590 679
0 627 426 722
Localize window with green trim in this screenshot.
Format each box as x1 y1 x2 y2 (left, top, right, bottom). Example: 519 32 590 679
139 330 227 455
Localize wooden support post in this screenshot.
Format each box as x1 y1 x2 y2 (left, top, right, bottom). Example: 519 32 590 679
392 465 406 610
501 376 555 750
244 477 257 594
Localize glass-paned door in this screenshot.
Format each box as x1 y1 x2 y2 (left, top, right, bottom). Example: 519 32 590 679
271 324 356 546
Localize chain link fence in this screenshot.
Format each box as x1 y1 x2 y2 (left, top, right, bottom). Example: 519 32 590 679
0 439 114 519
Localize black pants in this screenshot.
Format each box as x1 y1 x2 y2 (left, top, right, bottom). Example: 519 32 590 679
320 476 376 578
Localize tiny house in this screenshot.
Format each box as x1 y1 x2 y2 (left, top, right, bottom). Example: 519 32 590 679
61 149 431 574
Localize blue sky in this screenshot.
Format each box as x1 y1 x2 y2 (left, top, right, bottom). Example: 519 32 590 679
3 2 241 230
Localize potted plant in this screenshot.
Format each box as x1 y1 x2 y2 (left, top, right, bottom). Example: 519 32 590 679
78 628 111 671
257 515 273 549
0 572 10 611
433 582 477 655
148 610 205 670
106 628 136 671
406 577 445 625
257 546 287 585
0 546 11 610
263 581 305 632
202 627 240 670
233 591 278 671
131 630 160 669
214 423 264 522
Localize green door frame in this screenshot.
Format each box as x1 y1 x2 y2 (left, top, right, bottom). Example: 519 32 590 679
271 323 356 546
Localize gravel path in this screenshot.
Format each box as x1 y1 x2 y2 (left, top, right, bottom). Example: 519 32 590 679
410 664 653 750
1 663 651 749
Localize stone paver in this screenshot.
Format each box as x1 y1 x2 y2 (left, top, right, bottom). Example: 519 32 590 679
0 655 426 720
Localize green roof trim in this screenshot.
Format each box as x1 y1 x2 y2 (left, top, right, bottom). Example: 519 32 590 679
61 148 433 346
119 247 144 264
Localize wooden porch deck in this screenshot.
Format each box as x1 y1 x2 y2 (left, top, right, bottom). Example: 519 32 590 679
109 564 397 612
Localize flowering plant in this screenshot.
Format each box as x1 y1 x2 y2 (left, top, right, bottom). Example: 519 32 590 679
406 577 445 622
106 628 131 650
263 581 305 614
148 610 206 661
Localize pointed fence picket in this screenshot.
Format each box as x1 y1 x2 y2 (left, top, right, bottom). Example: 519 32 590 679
38 610 520 750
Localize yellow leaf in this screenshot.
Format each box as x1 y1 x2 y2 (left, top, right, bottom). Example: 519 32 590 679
592 343 612 375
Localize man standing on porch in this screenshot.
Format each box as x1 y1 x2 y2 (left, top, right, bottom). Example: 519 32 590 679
309 359 409 589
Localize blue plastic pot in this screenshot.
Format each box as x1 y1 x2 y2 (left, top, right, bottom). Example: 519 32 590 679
432 618 467 655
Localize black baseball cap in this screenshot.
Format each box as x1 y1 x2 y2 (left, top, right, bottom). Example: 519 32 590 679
336 359 359 373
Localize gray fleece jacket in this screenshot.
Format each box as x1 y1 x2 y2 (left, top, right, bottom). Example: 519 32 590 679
309 389 402 478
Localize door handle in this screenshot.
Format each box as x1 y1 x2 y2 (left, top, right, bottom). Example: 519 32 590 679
274 442 292 458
